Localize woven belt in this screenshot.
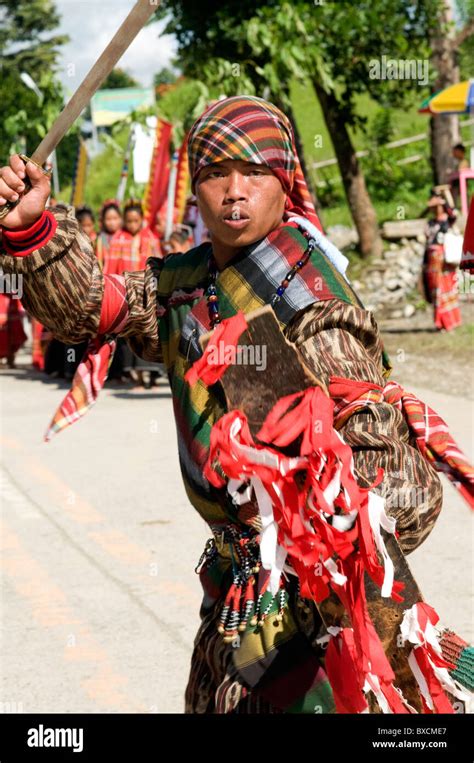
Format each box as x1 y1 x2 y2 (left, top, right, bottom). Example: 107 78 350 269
195 524 260 572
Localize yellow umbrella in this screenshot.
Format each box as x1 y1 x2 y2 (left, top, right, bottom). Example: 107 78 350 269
419 79 474 176
419 79 474 115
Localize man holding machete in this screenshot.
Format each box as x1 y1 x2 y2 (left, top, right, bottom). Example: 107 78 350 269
2 91 473 713
1 0 474 715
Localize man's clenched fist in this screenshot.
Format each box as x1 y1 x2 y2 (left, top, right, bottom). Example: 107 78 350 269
0 154 51 229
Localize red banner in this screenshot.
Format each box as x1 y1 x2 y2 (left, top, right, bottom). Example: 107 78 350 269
143 118 173 232
174 134 190 225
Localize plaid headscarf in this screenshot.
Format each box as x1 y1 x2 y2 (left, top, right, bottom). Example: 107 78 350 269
187 95 322 231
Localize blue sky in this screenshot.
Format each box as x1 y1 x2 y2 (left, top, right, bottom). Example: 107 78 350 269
54 0 177 96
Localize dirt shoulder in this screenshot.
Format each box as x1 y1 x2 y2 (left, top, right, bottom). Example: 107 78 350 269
376 301 474 400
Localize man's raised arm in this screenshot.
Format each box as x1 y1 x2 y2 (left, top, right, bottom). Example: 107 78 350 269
0 154 161 361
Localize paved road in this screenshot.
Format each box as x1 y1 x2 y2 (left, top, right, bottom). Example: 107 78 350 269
0 360 472 713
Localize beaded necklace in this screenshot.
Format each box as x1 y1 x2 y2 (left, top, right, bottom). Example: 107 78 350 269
205 224 317 329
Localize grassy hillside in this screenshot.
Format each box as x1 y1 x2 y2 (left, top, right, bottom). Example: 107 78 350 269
290 81 431 164
290 80 450 227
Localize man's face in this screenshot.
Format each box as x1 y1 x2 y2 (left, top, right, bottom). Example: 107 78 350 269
195 159 286 250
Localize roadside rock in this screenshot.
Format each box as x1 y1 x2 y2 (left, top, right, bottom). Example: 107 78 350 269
326 225 359 250
353 238 425 318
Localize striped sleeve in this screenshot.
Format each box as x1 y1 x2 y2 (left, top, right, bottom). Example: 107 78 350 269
0 205 103 343
285 299 443 555
0 204 162 358
117 267 164 363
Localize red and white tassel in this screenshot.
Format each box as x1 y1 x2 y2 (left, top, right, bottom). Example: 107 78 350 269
400 602 471 712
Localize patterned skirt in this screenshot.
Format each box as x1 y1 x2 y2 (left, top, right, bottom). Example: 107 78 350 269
422 244 462 331
184 571 335 714
184 598 284 713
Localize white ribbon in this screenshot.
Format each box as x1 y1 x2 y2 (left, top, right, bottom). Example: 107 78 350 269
363 674 393 714
367 490 397 598
226 418 297 596
363 673 418 714
252 475 287 595
323 556 347 586
322 460 343 506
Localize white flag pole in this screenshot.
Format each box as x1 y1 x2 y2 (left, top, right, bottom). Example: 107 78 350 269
117 124 136 203
165 150 179 240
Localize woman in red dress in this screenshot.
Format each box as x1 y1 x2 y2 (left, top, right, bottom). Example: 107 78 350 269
102 199 164 388
0 293 27 367
95 199 122 270
422 193 462 332
103 198 162 275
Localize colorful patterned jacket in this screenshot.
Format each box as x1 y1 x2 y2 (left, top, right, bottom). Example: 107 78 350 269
0 205 447 711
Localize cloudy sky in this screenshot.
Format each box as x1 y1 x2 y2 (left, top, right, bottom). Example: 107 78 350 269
55 0 178 96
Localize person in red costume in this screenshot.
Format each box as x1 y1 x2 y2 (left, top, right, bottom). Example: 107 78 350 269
422 192 462 332
103 198 162 275
95 199 122 270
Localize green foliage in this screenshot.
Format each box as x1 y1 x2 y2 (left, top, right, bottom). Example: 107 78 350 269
361 108 432 202
108 77 211 151
62 127 130 212
321 186 433 228
100 68 140 90
455 0 474 26
369 110 394 147
154 67 179 87
156 0 443 118
458 23 474 81
158 78 211 142
0 0 76 187
78 78 213 209
315 171 345 208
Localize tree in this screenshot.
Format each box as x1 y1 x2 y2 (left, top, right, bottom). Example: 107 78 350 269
155 0 441 257
153 67 178 87
429 0 474 184
244 1 444 256
100 68 140 90
0 0 68 162
152 1 322 212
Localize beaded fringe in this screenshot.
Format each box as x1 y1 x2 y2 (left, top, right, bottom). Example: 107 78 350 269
195 530 315 647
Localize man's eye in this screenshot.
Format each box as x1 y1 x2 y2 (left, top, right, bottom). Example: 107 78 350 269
249 169 265 176
207 170 224 178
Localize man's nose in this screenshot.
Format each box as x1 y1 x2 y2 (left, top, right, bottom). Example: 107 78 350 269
224 171 247 202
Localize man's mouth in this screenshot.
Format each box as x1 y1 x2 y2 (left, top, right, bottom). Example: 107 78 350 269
222 209 250 229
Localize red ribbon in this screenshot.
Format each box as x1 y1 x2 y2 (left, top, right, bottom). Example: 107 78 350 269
184 311 248 387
